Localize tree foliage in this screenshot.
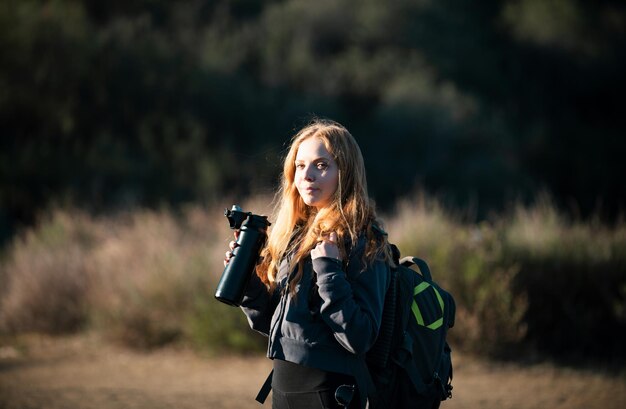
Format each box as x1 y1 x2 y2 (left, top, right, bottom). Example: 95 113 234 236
1 0 625 241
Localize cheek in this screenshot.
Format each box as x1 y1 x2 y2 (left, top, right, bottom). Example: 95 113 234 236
293 171 303 184
328 172 339 192
325 171 339 193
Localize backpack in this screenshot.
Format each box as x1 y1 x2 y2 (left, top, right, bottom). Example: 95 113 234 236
364 244 456 409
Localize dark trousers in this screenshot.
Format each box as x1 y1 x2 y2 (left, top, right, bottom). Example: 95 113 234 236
272 388 345 409
271 359 358 409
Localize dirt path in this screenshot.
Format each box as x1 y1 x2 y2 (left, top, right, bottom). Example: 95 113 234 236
1 334 624 409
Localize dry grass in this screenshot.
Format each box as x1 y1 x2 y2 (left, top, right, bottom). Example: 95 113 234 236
0 333 624 409
0 198 272 352
0 210 99 333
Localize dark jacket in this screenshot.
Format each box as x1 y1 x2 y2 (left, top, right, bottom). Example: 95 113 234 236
240 235 390 403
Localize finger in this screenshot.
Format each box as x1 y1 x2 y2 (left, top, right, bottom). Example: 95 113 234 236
310 247 319 259
229 240 238 250
317 235 329 244
328 232 337 243
234 229 240 240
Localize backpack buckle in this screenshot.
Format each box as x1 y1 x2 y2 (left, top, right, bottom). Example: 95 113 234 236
335 384 355 407
433 372 453 399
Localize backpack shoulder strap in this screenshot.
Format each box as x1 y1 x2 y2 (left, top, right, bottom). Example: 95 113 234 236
400 256 433 282
366 266 397 368
255 369 273 403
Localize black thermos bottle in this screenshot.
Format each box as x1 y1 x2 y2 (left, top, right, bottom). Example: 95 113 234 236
215 205 271 307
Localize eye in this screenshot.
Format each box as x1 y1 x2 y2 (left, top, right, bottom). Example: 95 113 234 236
316 161 328 170
295 162 305 169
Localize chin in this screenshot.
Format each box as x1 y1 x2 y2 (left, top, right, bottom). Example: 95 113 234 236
301 200 321 210
300 194 329 209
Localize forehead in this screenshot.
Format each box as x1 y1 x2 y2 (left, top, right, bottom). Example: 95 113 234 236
295 137 333 160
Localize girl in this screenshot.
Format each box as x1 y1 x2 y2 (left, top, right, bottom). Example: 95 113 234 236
224 119 393 409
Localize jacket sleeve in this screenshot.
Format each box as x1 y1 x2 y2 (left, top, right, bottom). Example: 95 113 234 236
239 273 279 336
313 250 390 355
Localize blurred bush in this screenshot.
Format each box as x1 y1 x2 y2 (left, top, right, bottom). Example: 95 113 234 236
386 195 529 357
0 199 271 354
501 197 626 361
385 194 626 362
1 194 625 363
0 210 99 334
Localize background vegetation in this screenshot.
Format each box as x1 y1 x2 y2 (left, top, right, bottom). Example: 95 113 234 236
1 0 625 365
1 0 625 245
1 195 625 364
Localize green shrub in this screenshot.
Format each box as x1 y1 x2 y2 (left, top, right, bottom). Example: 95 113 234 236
187 295 266 354
501 199 626 361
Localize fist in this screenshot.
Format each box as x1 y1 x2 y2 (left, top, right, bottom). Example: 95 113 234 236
311 231 341 260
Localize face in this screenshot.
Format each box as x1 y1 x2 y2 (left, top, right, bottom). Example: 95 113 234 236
294 137 339 210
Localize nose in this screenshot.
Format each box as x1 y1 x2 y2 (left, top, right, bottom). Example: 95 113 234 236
304 165 315 181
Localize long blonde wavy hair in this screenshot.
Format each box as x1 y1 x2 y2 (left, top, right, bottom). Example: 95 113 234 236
256 119 393 294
